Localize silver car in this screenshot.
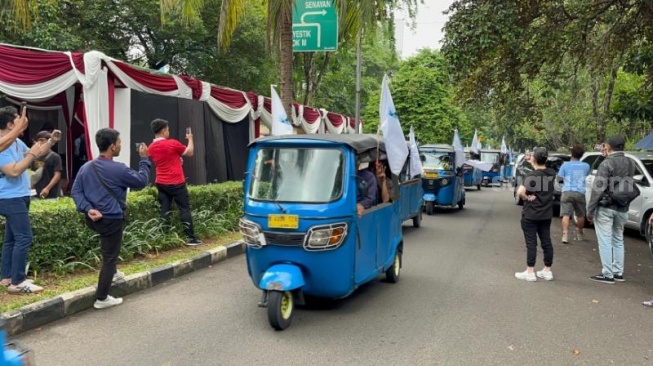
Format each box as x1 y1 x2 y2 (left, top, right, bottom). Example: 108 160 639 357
581 151 653 237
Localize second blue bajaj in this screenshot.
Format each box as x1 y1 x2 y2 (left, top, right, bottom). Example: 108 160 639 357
419 144 466 215
463 148 483 190
480 149 508 186
240 134 409 330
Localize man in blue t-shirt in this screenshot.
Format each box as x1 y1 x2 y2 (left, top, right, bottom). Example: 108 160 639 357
0 106 53 294
557 144 591 243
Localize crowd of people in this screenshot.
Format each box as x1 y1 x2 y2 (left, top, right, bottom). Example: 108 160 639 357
1 109 651 311
0 106 199 310
514 136 653 307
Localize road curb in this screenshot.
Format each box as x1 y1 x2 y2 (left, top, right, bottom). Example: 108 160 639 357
1 241 245 336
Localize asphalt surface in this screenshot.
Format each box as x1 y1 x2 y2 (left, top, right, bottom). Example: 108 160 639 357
14 187 653 366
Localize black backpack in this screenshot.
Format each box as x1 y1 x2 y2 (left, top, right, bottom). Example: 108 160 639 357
602 159 641 207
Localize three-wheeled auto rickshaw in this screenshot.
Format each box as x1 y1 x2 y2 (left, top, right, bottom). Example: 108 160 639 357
240 134 405 330
1 320 32 366
418 144 466 215
480 149 508 186
463 148 482 190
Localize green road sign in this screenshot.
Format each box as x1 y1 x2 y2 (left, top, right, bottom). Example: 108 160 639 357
292 0 338 52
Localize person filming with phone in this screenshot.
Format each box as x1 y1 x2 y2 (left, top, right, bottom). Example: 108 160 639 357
147 118 201 246
0 105 57 294
31 130 63 199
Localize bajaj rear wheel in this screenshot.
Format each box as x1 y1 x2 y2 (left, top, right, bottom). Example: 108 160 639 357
385 251 401 283
268 291 294 331
412 211 422 228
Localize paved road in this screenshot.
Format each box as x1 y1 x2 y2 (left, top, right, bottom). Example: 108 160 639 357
15 188 653 366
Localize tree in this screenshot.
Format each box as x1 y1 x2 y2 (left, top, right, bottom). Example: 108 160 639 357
362 49 468 144
162 0 421 117
442 0 653 147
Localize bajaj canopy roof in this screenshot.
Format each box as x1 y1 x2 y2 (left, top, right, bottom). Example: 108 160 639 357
250 134 386 154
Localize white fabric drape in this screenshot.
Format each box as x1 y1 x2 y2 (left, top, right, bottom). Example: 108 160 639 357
0 71 78 100
172 75 193 99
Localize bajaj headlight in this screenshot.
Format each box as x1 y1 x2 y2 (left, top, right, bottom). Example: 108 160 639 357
304 223 347 251
239 219 266 248
441 178 449 186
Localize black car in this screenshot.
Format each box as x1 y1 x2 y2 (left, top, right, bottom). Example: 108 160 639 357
512 152 571 216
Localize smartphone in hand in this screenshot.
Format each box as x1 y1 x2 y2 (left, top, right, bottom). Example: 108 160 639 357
48 129 62 146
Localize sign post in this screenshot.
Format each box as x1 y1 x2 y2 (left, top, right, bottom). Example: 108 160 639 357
292 0 338 52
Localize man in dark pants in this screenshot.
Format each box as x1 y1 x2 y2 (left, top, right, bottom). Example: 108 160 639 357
71 128 150 309
514 147 558 282
148 118 200 245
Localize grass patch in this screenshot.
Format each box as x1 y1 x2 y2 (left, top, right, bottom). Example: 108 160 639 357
1 231 242 313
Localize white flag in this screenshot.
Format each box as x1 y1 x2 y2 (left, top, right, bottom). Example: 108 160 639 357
500 136 508 154
471 129 481 154
379 75 409 176
408 127 422 178
464 159 493 172
271 85 293 136
452 129 465 168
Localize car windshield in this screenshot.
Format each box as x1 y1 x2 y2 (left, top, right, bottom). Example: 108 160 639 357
481 152 500 164
546 156 571 172
249 148 344 203
420 151 452 170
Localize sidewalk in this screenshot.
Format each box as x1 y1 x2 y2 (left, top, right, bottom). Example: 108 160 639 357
1 241 245 336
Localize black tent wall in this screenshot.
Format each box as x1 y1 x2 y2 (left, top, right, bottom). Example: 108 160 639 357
130 90 249 185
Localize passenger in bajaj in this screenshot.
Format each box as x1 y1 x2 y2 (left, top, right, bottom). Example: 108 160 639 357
356 159 377 217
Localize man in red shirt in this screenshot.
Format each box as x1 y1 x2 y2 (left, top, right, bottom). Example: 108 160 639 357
148 118 201 245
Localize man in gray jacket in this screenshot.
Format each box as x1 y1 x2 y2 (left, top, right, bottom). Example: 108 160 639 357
587 136 634 284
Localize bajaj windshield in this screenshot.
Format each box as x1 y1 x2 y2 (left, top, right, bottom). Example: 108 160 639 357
250 148 345 203
421 152 452 171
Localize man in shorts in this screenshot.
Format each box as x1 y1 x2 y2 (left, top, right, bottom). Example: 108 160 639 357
558 144 591 243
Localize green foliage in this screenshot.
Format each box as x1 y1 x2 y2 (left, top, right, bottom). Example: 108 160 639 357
362 49 469 145
0 182 243 275
308 27 400 117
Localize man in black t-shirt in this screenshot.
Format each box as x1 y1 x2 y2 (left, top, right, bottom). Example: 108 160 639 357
514 147 558 282
31 131 63 199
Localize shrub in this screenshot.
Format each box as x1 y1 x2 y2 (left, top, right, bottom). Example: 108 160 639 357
0 182 243 275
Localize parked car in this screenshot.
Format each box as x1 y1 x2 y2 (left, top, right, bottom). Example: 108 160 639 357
512 152 571 216
581 151 653 237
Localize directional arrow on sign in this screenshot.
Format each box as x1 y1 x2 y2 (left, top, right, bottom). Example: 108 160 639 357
293 10 328 47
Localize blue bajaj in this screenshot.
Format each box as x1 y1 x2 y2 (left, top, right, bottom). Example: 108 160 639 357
240 134 404 330
463 148 482 190
1 320 32 366
419 144 465 215
480 149 507 186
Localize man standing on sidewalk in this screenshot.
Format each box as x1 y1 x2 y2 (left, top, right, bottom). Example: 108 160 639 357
587 136 634 284
148 119 201 246
71 128 151 309
558 144 590 243
0 106 54 294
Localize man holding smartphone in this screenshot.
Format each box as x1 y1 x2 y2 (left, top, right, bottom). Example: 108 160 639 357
0 106 55 294
31 130 63 199
147 118 201 246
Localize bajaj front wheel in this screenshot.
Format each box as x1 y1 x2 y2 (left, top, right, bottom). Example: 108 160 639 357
426 201 434 215
267 291 294 331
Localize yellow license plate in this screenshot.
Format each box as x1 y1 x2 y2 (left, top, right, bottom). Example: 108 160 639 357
425 172 438 179
268 214 299 229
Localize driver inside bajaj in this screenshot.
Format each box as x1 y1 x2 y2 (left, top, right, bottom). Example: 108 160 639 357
356 160 377 218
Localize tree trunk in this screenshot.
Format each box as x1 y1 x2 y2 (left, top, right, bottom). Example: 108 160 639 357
280 4 294 120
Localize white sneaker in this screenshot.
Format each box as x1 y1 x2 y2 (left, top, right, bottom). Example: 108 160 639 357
7 280 43 295
515 270 536 282
536 269 554 281
94 295 123 309
112 271 125 283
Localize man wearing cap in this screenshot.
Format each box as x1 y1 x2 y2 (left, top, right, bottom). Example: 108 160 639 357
31 131 63 199
514 147 558 282
587 135 634 284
